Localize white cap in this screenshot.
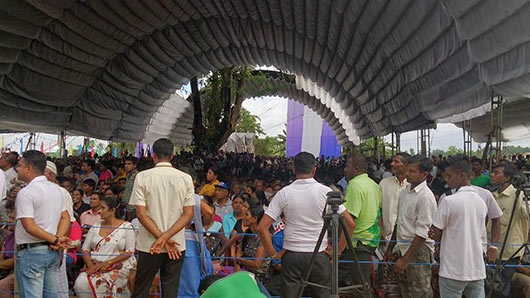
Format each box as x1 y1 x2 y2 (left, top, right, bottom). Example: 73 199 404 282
46 161 57 175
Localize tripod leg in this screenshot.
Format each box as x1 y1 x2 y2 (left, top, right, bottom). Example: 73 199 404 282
297 217 330 298
338 216 371 295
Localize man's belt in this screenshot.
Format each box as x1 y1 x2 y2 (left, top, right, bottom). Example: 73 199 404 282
16 242 49 251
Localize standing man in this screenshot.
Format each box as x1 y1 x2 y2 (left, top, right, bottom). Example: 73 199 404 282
471 157 490 188
489 162 528 297
130 138 195 297
341 154 382 291
15 150 71 297
213 182 233 220
0 152 18 191
258 152 355 298
379 152 410 253
429 155 488 298
122 156 138 219
384 155 437 297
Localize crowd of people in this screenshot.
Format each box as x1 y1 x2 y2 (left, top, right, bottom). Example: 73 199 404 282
0 140 529 297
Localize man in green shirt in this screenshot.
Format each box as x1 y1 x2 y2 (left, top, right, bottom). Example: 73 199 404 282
470 157 490 188
339 154 382 295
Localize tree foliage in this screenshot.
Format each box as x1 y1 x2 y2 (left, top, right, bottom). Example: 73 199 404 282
255 130 286 157
236 108 264 135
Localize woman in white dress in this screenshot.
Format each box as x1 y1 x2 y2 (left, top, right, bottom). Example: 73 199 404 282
74 195 137 297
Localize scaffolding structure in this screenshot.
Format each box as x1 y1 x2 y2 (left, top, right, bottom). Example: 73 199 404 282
390 132 401 156
481 96 504 171
463 120 472 156
417 129 431 157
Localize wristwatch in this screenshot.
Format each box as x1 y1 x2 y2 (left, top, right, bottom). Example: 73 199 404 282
52 236 59 246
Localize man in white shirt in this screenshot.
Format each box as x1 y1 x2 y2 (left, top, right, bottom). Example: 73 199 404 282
379 152 410 253
0 152 18 191
384 155 437 298
14 150 71 298
130 138 195 298
439 185 502 263
429 155 488 298
258 152 355 298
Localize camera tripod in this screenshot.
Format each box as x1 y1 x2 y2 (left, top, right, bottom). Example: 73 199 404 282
487 175 530 298
297 191 370 298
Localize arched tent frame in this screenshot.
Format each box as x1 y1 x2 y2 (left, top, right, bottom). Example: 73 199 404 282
142 71 358 146
1 1 530 145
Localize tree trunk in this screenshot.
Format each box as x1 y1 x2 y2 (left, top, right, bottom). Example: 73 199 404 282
191 77 207 152
215 75 246 151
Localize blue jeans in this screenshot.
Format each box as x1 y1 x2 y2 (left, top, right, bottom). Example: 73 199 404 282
439 277 485 298
16 245 60 298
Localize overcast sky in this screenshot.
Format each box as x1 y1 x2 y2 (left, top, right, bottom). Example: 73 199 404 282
1 96 528 154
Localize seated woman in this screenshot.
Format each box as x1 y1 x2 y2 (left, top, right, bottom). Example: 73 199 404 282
0 211 16 297
227 196 260 261
74 197 136 297
234 206 272 286
222 195 246 238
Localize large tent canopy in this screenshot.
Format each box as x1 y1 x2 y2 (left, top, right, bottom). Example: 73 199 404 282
1 0 530 144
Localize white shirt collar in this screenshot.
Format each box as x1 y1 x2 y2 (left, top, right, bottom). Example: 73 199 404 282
292 178 317 185
409 180 427 193
27 175 47 186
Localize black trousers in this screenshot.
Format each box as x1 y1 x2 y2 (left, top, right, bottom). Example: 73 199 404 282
338 241 376 296
280 251 331 298
132 250 186 298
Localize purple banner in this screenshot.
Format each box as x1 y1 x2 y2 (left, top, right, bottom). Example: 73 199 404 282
286 100 304 157
287 100 341 158
319 121 341 157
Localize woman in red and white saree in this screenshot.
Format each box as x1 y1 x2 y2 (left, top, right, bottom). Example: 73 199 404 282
74 196 137 298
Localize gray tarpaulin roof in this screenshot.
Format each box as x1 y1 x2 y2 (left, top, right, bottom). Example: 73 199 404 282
453 97 530 143
1 0 530 144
